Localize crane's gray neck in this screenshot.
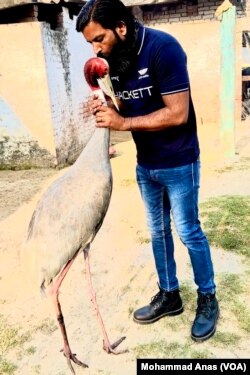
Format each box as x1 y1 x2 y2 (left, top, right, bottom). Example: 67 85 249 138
76 127 110 168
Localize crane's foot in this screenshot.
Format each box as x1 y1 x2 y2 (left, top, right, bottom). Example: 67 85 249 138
103 336 128 354
61 349 88 374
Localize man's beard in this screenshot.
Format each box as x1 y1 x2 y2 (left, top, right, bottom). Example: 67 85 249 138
98 35 136 76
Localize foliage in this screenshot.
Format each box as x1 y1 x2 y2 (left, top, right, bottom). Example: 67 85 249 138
200 196 250 257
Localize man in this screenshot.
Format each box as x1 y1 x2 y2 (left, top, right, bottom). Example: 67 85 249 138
76 0 219 342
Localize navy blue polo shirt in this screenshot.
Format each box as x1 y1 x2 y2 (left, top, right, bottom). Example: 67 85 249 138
110 24 200 168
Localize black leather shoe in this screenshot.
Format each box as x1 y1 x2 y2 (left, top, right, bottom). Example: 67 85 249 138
191 292 219 342
133 287 183 324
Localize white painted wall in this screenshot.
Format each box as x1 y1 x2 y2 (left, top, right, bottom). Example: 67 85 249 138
41 7 95 166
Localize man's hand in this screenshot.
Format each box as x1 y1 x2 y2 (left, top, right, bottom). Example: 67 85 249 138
95 105 129 131
90 93 104 115
90 94 129 131
90 93 123 113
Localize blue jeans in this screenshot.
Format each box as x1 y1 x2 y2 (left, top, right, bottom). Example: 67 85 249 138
136 160 216 294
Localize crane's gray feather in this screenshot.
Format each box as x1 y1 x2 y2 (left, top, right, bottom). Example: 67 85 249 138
21 95 112 291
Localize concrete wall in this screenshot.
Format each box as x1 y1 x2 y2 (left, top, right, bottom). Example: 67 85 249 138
154 21 221 126
0 21 57 168
0 7 95 169
41 7 95 166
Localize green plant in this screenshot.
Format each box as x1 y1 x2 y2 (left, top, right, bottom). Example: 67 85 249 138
212 332 241 346
0 358 17 375
136 230 151 244
34 318 57 335
217 273 243 297
0 315 31 355
133 340 212 358
217 273 250 333
200 196 250 257
120 178 136 187
136 236 151 244
25 346 37 355
231 301 250 333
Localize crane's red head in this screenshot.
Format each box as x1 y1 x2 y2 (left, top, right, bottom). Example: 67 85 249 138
84 57 109 90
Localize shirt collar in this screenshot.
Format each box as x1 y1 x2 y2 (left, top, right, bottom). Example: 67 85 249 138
135 22 146 56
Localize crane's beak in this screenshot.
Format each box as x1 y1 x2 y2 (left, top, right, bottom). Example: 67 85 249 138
97 75 119 111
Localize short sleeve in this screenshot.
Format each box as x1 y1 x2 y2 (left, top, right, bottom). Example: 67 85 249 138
152 40 190 95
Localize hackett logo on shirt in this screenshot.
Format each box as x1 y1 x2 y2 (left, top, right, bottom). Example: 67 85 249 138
116 86 153 100
138 68 149 79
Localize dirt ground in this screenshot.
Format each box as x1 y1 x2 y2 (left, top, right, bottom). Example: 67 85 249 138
0 121 250 375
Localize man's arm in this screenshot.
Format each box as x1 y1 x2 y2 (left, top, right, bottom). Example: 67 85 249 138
127 90 189 131
94 90 190 131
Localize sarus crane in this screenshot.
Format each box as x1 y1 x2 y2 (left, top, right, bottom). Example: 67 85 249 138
21 58 126 374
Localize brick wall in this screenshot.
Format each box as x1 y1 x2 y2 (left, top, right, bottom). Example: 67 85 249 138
141 0 247 24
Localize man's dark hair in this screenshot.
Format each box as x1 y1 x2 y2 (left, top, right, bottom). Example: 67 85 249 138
76 0 136 38
76 0 139 75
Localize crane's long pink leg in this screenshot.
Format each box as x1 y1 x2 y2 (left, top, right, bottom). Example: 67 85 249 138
49 251 88 374
83 248 127 354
